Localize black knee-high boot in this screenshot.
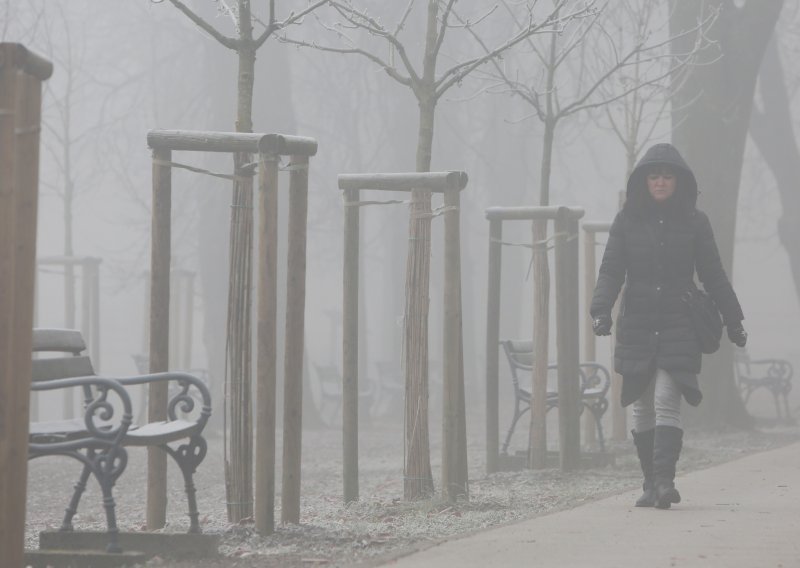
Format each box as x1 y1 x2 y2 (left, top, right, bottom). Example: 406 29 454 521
631 429 656 507
653 425 683 509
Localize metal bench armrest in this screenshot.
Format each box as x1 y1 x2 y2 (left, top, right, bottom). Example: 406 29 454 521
115 371 212 429
31 375 134 442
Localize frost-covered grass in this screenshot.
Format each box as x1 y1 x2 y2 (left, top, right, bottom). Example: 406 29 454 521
25 418 800 567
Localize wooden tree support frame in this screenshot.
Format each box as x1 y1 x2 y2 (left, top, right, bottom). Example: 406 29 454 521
582 221 626 442
484 206 584 473
0 42 53 568
146 129 317 536
337 171 469 504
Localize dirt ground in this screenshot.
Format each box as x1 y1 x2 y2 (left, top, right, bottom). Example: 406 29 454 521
24 408 800 567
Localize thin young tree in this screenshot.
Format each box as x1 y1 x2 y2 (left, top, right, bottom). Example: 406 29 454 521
473 0 714 467
155 0 328 525
284 0 594 499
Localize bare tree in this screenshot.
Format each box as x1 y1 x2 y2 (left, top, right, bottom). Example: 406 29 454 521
749 34 800 319
284 0 594 500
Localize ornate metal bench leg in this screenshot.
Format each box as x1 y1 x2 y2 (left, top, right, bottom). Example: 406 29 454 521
165 435 208 533
99 486 122 553
501 403 529 455
772 388 783 422
94 448 127 554
782 391 793 424
592 404 606 453
61 461 93 532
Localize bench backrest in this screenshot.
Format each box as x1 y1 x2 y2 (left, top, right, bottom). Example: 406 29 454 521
500 339 611 398
31 328 95 382
500 340 557 392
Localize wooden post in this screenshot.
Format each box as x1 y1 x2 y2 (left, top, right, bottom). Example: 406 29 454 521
485 219 502 473
182 271 195 370
442 186 467 501
255 153 279 535
554 211 581 471
90 260 101 372
0 60 21 562
282 155 309 524
582 228 598 448
584 222 626 441
342 186 360 503
0 44 51 568
148 146 172 530
611 306 626 440
169 269 180 368
529 219 549 469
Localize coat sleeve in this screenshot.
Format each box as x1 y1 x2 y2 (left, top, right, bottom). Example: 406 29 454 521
590 211 626 319
694 211 744 325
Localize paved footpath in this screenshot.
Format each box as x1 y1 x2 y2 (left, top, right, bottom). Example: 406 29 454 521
382 441 800 568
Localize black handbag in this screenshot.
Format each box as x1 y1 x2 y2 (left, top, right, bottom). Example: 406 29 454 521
681 283 722 354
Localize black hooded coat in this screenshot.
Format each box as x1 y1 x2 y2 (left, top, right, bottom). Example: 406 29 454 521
590 143 744 407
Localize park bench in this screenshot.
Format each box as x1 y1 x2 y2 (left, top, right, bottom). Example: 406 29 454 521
500 339 611 454
28 328 212 553
734 348 793 423
312 362 376 426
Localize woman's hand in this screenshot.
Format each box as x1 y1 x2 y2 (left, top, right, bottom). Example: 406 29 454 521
592 314 613 336
727 322 747 348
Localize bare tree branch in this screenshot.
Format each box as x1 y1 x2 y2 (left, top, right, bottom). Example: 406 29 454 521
254 0 329 49
434 1 596 99
432 0 459 61
164 0 239 50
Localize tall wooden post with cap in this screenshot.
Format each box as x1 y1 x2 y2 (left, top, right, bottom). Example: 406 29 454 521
0 43 52 568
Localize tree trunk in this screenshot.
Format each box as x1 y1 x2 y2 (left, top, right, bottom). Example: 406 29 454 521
402 0 440 501
670 0 783 428
528 20 558 464
403 96 435 499
748 34 800 305
224 14 257 519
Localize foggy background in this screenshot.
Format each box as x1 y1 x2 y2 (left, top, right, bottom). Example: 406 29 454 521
4 0 799 434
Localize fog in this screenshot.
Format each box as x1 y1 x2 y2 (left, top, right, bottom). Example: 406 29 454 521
6 1 800 442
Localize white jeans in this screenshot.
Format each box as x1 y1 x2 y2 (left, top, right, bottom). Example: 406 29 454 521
631 368 682 432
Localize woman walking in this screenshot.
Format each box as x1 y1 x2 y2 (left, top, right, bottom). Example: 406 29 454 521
590 143 747 509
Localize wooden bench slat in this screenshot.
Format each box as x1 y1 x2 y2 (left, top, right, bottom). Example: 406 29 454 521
32 328 87 353
29 418 88 441
122 419 197 446
31 355 95 382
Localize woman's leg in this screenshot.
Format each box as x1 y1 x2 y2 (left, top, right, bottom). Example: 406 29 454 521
630 378 657 506
653 368 682 428
631 376 656 433
653 369 684 509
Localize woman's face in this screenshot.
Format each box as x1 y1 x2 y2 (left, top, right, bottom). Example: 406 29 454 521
646 166 677 203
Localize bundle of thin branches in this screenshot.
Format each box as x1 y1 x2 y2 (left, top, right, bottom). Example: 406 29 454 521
224 157 255 522
403 188 434 501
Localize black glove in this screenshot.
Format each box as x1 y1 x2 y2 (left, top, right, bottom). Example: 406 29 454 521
592 314 612 336
727 322 747 348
